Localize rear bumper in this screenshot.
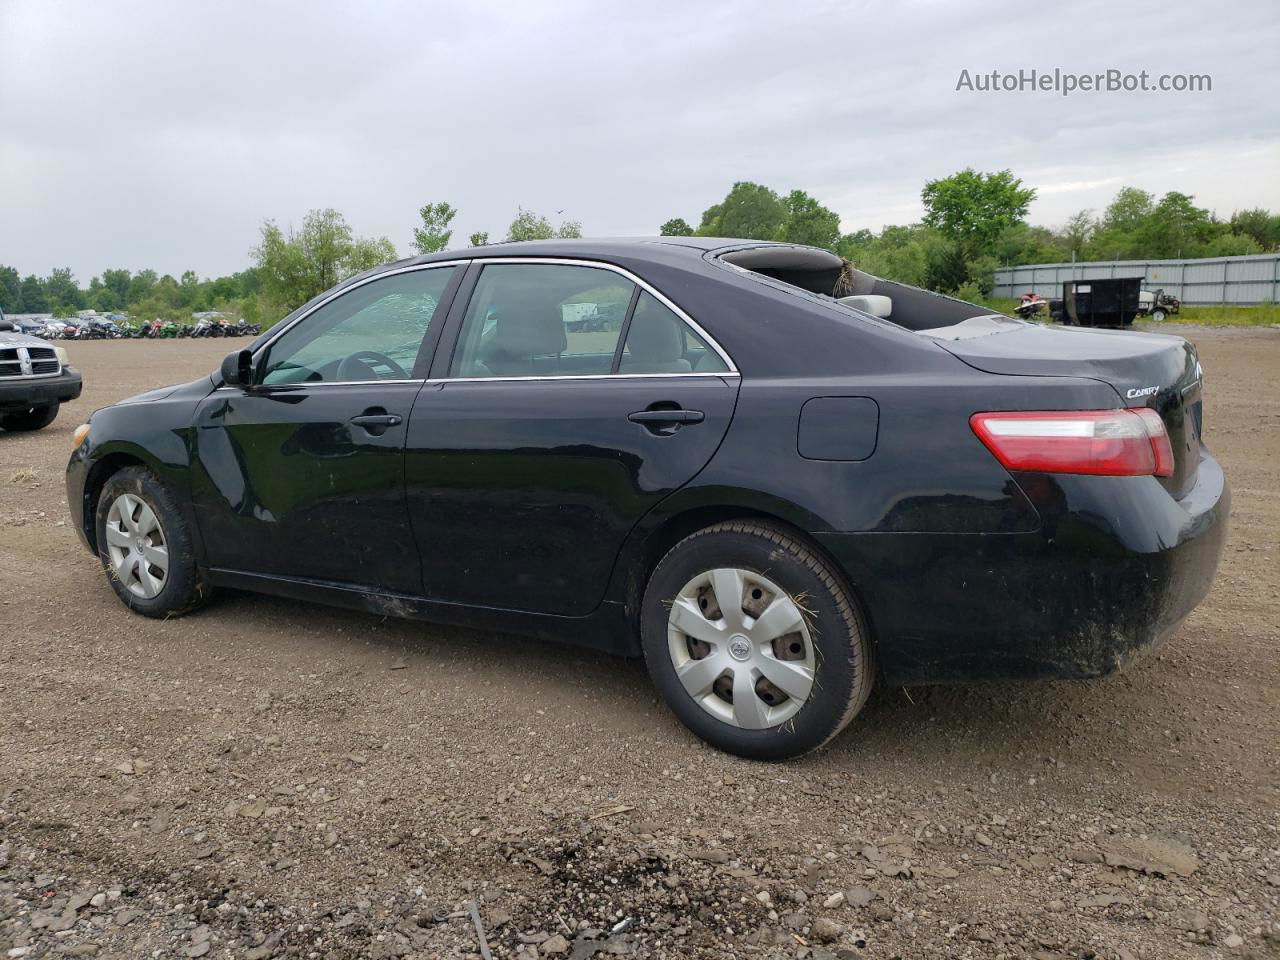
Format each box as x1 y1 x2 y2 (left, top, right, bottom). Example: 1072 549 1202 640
0 368 82 412
817 448 1230 685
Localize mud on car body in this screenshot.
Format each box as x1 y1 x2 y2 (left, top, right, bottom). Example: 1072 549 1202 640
66 238 1228 759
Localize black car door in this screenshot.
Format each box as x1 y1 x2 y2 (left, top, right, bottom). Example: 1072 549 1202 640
404 260 740 617
191 264 462 593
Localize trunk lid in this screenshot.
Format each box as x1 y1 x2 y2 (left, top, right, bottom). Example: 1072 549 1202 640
927 319 1204 498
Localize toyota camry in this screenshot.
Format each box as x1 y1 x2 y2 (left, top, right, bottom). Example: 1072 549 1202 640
66 238 1229 759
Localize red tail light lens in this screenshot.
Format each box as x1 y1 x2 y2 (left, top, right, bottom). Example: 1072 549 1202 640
970 409 1175 478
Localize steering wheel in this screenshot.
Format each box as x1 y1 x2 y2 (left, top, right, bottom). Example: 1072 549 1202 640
336 350 410 382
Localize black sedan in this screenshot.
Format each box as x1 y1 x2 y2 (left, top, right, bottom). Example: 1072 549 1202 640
66 239 1229 759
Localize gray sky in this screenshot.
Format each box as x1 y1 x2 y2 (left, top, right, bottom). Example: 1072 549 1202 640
2 0 1277 281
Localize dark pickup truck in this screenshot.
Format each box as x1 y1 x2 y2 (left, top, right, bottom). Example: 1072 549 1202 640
0 315 83 431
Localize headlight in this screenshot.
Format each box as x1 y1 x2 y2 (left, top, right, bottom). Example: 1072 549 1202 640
54 345 69 366
72 423 91 449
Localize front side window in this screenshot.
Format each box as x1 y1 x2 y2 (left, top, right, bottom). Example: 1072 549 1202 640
450 263 635 378
261 267 456 385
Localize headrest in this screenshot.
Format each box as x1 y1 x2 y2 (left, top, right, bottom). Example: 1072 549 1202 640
626 300 683 361
492 307 567 356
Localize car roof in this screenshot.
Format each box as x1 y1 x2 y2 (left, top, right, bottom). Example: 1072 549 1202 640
393 236 800 270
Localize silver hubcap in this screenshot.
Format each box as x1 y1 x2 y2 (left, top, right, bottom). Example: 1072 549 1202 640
666 568 816 730
104 493 169 599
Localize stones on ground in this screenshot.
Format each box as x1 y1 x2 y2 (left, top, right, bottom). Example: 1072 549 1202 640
691 848 729 864
845 885 877 907
809 917 844 943
1223 933 1244 948
237 798 267 819
390 659 408 670
1103 837 1199 877
823 891 845 909
1064 847 1103 864
1077 893 1131 909
540 933 570 954
1175 910 1210 933
974 832 993 847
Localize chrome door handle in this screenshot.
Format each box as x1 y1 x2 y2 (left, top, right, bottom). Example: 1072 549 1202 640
627 409 704 425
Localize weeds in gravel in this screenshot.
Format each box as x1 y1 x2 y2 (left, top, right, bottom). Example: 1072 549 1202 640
9 468 35 484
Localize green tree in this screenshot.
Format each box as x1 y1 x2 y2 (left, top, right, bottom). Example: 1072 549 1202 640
127 269 158 306
660 218 694 237
697 182 786 240
506 208 581 242
1101 187 1155 233
44 267 85 312
0 265 20 312
921 169 1036 257
253 208 397 315
469 231 489 247
100 269 131 304
778 190 841 249
1060 210 1095 256
20 275 49 312
1229 208 1280 251
1137 192 1215 258
412 201 457 254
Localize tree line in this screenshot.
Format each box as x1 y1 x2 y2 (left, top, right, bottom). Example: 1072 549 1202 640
660 174 1280 303
3 173 1276 324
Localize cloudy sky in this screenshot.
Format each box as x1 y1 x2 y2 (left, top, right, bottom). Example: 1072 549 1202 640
2 0 1277 281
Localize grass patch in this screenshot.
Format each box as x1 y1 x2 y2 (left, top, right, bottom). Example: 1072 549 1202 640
974 297 1279 327
1157 304 1280 327
9 468 36 484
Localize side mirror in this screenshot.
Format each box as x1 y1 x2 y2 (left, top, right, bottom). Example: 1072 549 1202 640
220 349 255 388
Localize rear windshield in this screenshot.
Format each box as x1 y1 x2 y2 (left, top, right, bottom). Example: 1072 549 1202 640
717 246 990 332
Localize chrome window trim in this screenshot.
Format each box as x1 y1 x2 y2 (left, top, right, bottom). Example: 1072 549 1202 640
212 371 737 393
236 255 740 388
431 371 737 385
248 259 472 369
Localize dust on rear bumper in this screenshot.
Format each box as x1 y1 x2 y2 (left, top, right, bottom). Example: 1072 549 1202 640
816 448 1230 685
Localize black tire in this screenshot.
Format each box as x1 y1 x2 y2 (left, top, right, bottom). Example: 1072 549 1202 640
641 520 875 761
1 402 59 432
94 465 213 618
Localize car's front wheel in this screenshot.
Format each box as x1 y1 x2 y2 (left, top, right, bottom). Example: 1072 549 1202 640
1 402 59 432
641 520 875 760
95 466 212 617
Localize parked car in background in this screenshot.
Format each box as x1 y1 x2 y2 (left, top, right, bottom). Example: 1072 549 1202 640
65 239 1228 759
0 314 82 431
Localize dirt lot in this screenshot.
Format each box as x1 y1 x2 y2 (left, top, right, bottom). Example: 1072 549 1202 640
0 329 1276 960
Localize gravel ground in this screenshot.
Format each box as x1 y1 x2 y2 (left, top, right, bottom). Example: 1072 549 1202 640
0 328 1276 960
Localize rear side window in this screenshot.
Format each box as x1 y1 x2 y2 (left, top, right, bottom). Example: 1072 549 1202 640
620 292 729 374
450 264 635 378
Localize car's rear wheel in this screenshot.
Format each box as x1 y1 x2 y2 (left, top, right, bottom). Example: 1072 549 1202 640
1151 308 1167 322
1 402 59 432
95 466 212 617
641 520 874 760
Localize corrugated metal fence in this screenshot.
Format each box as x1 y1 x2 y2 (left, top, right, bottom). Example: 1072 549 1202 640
991 253 1280 305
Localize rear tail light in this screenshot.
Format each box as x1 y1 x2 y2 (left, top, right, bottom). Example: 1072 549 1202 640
970 409 1174 478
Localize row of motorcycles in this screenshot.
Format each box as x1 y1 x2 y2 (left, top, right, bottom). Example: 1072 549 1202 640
39 318 262 340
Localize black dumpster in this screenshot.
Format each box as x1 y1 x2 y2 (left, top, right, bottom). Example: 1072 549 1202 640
1060 277 1143 327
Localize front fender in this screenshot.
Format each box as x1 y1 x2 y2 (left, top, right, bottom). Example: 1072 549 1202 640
65 377 214 558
